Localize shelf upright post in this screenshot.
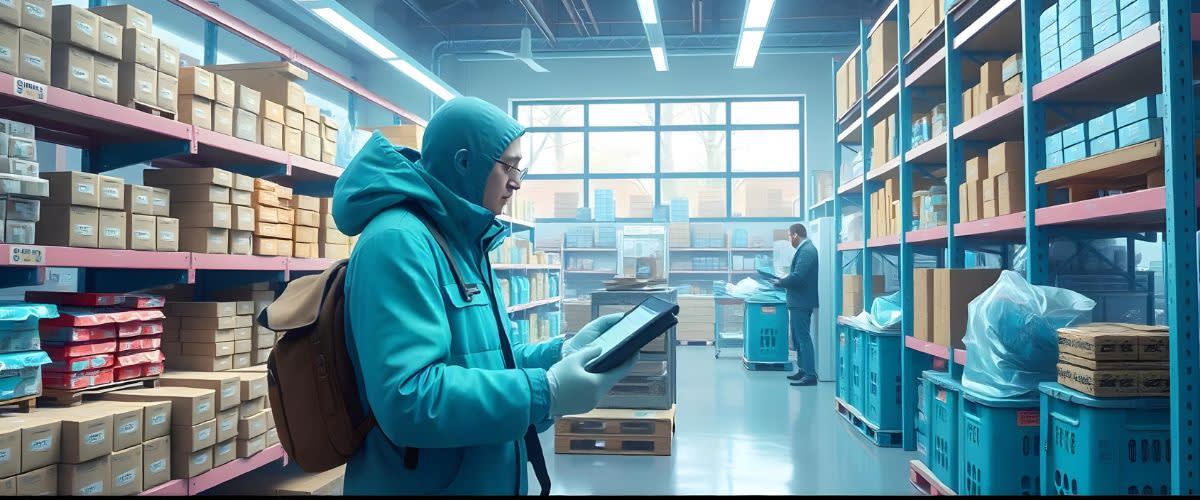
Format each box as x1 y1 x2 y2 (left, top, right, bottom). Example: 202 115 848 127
944 4 964 270
1160 0 1200 493
203 5 219 67
1019 0 1049 285
896 0 918 452
832 58 845 326
859 20 875 311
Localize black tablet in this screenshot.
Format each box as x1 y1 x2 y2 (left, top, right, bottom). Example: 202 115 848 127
583 296 679 373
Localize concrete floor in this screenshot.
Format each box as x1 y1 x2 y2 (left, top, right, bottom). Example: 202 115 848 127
535 346 919 495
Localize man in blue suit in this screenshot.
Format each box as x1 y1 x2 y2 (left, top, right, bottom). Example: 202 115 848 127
771 223 819 386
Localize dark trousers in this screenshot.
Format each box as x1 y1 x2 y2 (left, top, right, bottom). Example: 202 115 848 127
789 307 815 375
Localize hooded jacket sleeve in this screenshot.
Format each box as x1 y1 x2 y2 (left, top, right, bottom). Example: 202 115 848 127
346 226 552 448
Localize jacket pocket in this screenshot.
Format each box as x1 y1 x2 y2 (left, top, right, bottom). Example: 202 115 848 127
440 283 491 309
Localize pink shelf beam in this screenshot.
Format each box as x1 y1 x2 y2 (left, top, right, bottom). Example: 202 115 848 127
904 133 948 164
191 254 289 272
1035 187 1173 228
140 444 287 496
868 234 901 248
904 41 946 88
906 336 950 361
906 225 948 244
954 93 1024 141
866 157 901 182
837 241 865 252
837 176 865 195
954 211 1026 238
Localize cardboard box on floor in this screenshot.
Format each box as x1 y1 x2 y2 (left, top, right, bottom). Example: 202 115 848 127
932 268 1003 349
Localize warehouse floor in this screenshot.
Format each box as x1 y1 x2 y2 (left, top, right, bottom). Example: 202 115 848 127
536 346 918 495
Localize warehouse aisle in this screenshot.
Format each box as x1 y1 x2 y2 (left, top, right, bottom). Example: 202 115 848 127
537 347 918 495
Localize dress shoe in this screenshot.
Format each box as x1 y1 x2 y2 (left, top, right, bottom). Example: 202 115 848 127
790 375 818 386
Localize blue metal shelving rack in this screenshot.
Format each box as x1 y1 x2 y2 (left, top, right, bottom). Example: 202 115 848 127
819 0 1199 493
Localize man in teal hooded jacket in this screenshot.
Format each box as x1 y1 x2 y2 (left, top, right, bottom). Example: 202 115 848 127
333 97 635 495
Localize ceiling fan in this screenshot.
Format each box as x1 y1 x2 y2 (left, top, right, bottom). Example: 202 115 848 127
486 27 549 73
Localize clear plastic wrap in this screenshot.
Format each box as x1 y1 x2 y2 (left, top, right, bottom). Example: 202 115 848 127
839 290 902 332
841 212 864 243
962 270 1096 398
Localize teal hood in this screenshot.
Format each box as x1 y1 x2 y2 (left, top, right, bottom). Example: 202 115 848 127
332 97 524 249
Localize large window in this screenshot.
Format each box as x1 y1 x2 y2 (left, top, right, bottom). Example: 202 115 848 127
513 97 806 220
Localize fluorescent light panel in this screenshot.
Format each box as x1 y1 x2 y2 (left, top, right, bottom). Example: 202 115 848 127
650 47 668 72
743 0 776 29
312 7 397 59
388 59 456 100
735 30 765 68
637 0 659 24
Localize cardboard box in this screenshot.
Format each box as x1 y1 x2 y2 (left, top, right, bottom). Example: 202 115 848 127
0 0 17 30
253 237 282 257
181 340 235 357
91 55 118 103
1003 74 1022 96
178 66 215 100
1057 322 1170 361
260 99 284 124
261 119 283 149
159 373 240 412
284 127 302 155
986 141 1024 177
172 202 232 229
320 243 348 260
173 419 216 453
932 268 1004 349
58 454 109 496
213 439 235 467
150 187 170 215
141 436 169 490
965 156 986 182
322 116 339 142
0 24 18 76
121 28 156 69
1057 362 1139 397
234 433 264 458
170 447 210 479
101 387 216 427
125 214 156 250
97 175 123 209
41 171 99 206
965 179 983 222
231 372 267 401
118 61 155 105
253 347 272 365
170 301 237 318
233 353 251 369
0 423 17 478
51 5 99 52
979 60 1005 96
239 397 265 416
213 103 234 136
214 408 238 443
867 21 898 87
995 171 1025 216
320 226 348 245
178 94 213 130
294 208 319 228
238 409 268 439
157 41 178 77
17 29 50 84
19 0 50 38
37 205 98 248
293 225 317 243
322 140 335 164
303 118 319 137
84 402 143 452
234 339 252 354
98 209 126 249
235 84 261 113
156 216 178 251
110 444 141 495
51 44 94 96
233 205 255 231
168 185 229 204
913 268 935 342
16 464 57 495
303 133 321 160
91 4 152 33
167 354 233 372
157 72 177 112
294 194 319 212
374 124 424 149
234 108 258 142
961 87 974 121
96 17 121 60
210 73 235 106
125 184 153 214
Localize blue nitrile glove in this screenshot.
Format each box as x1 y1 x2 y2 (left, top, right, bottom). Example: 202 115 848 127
546 345 639 417
561 313 624 357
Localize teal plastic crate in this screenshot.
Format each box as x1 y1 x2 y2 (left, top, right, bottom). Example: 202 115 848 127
960 389 1041 495
1039 383 1171 495
924 370 962 492
849 329 867 410
864 333 902 429
836 327 850 401
916 375 932 465
742 301 789 363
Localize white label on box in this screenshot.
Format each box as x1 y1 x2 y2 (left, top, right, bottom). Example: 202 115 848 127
14 78 46 102
102 32 117 45
103 227 119 238
149 459 166 473
209 235 221 244
138 81 152 93
85 430 105 444
119 421 137 434
22 55 43 72
7 245 44 266
24 4 43 18
30 437 50 451
153 197 167 207
221 419 233 431
76 21 92 35
135 194 149 205
75 224 94 236
198 428 211 441
139 41 153 54
216 212 228 223
10 227 24 239
77 183 94 194
102 187 118 199
71 67 88 81
96 74 113 89
218 442 232 454
0 448 9 462
133 18 147 30
80 482 103 495
198 75 211 89
134 230 151 240
115 470 135 487
164 53 176 64
193 453 207 465
160 89 173 100
222 386 235 398
161 231 175 242
197 402 210 414
0 0 12 7
151 414 166 425
0 47 11 61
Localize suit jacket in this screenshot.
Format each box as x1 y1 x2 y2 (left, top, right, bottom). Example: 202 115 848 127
776 239 819 309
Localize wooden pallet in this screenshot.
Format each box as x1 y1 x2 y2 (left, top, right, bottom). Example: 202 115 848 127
554 434 672 456
556 406 675 437
124 99 177 120
742 357 792 371
909 459 957 496
0 394 38 413
38 376 160 407
676 340 713 346
834 396 902 448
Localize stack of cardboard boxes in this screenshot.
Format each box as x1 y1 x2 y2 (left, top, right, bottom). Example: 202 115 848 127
835 52 859 118
911 268 1003 349
144 167 235 255
89 4 177 114
1056 322 1169 397
100 387 215 481
290 195 320 259
319 198 349 260
161 301 254 372
959 141 1025 223
908 0 946 52
37 171 149 250
374 124 423 150
866 21 897 89
869 178 901 238
871 113 898 170
0 120 46 245
209 282 277 364
842 274 886 317
961 55 1020 122
251 178 294 257
0 0 52 86
122 181 177 252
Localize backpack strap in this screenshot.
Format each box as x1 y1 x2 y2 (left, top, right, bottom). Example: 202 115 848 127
412 210 552 496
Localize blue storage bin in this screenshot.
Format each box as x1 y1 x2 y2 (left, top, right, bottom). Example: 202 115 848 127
924 370 963 492
1117 117 1163 147
850 329 867 410
743 301 789 364
1092 0 1119 18
836 327 851 401
1121 0 1160 20
1087 111 1116 137
1059 18 1090 43
1115 95 1159 127
1089 132 1117 155
1063 142 1088 163
1040 5 1057 29
1061 122 1087 147
1047 150 1065 167
864 333 901 429
1092 12 1120 40
1121 13 1155 37
1045 131 1063 152
1039 382 1170 495
916 375 932 464
959 389 1041 495
1060 48 1089 69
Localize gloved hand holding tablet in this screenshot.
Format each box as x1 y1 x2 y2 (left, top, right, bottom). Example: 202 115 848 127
582 296 679 373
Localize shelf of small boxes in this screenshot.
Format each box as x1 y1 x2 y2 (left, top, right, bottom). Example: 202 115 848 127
0 3 342 181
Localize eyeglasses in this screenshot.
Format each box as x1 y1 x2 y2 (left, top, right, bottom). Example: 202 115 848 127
495 157 527 181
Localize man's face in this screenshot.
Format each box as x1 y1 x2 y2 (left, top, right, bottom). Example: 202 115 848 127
790 232 801 248
482 136 523 214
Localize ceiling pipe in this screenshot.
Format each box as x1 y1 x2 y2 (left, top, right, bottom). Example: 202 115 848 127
516 0 557 46
559 0 587 36
400 0 448 39
580 0 599 35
